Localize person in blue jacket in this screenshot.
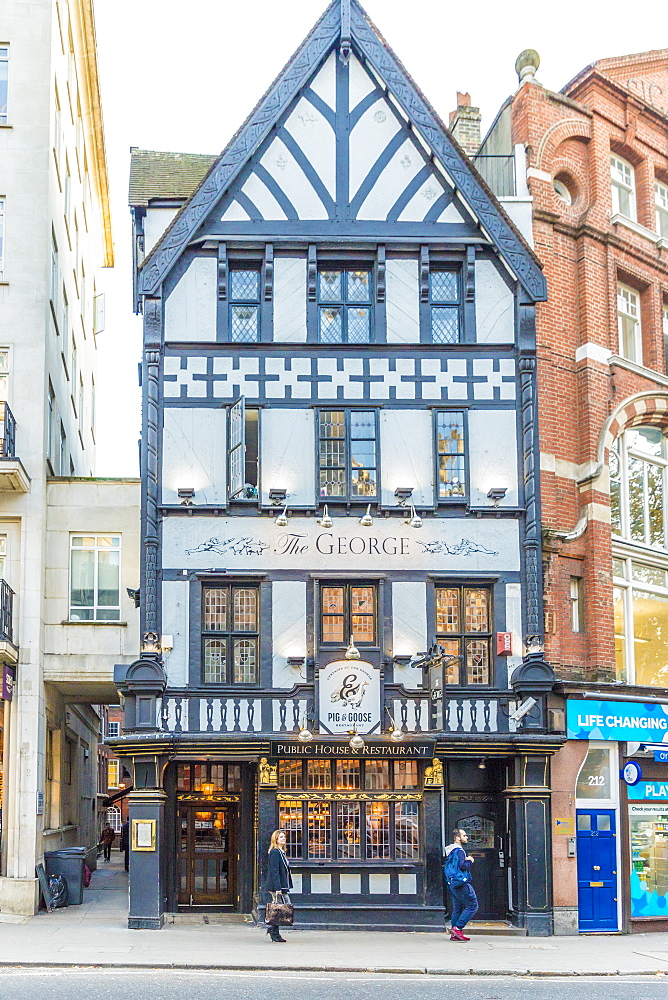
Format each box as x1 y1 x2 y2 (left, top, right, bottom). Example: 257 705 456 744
443 828 478 940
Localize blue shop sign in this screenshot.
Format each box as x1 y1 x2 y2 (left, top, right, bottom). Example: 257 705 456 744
628 781 668 800
566 700 668 742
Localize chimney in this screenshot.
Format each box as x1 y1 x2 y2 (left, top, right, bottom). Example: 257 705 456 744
448 92 481 158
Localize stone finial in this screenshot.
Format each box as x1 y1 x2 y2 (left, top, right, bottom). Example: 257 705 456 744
515 49 540 86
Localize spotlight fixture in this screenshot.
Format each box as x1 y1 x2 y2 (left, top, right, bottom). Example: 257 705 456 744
269 487 288 506
405 504 422 529
477 758 487 770
487 486 508 506
349 730 366 751
345 635 361 660
177 487 195 506
359 503 373 527
317 504 333 529
298 725 313 743
274 506 289 527
394 487 414 506
385 708 405 742
287 656 306 670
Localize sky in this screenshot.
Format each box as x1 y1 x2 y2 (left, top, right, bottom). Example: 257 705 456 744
92 0 666 476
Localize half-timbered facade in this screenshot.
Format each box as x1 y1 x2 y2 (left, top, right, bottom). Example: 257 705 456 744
116 0 561 934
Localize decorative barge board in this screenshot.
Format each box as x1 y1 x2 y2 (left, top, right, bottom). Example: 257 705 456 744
116 0 558 935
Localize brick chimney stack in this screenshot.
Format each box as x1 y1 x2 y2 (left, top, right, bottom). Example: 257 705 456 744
448 92 481 158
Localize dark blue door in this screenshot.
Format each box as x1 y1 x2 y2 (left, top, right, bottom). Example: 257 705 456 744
576 809 618 931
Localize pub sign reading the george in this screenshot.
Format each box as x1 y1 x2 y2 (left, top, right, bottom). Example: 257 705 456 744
270 740 435 758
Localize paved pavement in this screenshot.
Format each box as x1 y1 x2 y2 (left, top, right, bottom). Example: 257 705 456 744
2 853 668 976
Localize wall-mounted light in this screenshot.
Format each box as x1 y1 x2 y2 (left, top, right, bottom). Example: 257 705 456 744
287 656 306 671
477 758 487 770
345 635 361 660
394 487 414 506
349 730 365 751
359 503 373 527
274 506 289 527
201 781 215 797
385 707 405 742
487 486 507 506
393 654 414 668
405 505 422 529
269 487 288 506
178 487 195 506
317 504 333 529
161 634 174 652
298 726 313 742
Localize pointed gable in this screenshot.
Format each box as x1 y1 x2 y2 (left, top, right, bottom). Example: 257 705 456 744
139 0 545 301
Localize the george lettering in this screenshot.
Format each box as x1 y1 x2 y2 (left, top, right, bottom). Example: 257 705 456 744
348 536 366 555
275 533 309 556
382 537 397 555
315 533 334 555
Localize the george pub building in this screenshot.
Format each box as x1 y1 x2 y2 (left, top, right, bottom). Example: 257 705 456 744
112 0 564 934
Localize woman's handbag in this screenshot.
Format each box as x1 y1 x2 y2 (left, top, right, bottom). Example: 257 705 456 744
266 890 294 926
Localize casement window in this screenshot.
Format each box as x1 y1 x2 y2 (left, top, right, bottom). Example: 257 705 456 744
610 425 668 549
320 582 377 647
69 534 121 621
570 576 584 633
617 284 641 364
435 410 466 499
318 409 377 500
318 268 372 343
176 762 242 793
610 155 636 220
655 181 668 238
614 556 668 687
107 759 120 788
202 585 259 684
227 398 259 499
106 721 120 739
434 584 492 685
429 270 461 344
229 268 261 342
0 47 8 125
277 759 420 861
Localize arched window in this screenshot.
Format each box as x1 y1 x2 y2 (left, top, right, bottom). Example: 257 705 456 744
611 426 668 686
106 805 122 833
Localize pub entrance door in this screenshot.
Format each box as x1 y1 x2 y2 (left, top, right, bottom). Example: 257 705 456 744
448 798 506 920
178 802 237 909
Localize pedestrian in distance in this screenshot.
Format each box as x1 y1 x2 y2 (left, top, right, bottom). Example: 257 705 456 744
119 819 129 871
443 827 479 941
265 829 293 943
100 823 116 862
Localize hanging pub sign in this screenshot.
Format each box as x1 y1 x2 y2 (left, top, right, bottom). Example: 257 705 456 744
2 664 14 701
318 658 380 735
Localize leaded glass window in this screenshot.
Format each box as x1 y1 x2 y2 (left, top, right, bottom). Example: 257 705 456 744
229 269 260 342
436 411 466 499
435 584 492 685
318 268 372 343
278 801 303 859
318 410 377 500
430 270 460 344
202 585 259 684
308 802 331 859
321 583 377 647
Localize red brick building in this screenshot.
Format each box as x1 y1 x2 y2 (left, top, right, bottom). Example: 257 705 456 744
480 49 668 934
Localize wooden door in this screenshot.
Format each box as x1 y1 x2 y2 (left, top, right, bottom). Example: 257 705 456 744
178 803 236 908
448 800 506 920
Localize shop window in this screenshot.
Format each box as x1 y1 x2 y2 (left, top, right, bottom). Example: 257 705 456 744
435 411 466 500
202 585 259 684
616 284 642 364
318 410 378 500
576 747 612 800
613 558 668 687
318 268 372 344
629 806 668 917
227 399 259 500
320 582 377 647
610 155 636 221
69 535 121 621
276 760 421 861
434 584 492 685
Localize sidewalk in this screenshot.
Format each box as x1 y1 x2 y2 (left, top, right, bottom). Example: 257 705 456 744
1 853 668 976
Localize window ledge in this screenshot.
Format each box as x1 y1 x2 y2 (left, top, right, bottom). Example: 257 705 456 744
0 281 8 286
0 124 12 129
62 620 127 626
609 354 668 387
610 213 665 246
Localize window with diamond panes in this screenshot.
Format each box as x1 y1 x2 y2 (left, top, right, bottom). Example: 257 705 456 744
430 270 461 344
274 761 421 861
318 410 377 500
202 585 259 683
435 585 492 685
436 411 466 499
318 268 372 343
321 583 376 647
229 269 260 342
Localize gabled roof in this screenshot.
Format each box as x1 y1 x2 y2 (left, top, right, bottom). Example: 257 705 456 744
139 0 545 301
129 149 217 207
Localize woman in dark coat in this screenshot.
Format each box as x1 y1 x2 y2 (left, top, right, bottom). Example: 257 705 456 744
265 829 293 942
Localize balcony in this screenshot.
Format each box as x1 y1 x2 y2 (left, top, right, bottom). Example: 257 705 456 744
0 403 29 492
473 154 516 198
0 578 18 665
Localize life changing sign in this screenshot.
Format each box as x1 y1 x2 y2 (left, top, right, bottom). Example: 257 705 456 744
318 659 381 735
566 700 668 743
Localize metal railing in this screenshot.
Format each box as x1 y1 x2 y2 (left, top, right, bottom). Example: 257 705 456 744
473 154 516 198
0 402 16 459
0 579 14 643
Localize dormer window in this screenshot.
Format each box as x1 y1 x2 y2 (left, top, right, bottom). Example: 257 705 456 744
610 155 636 221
